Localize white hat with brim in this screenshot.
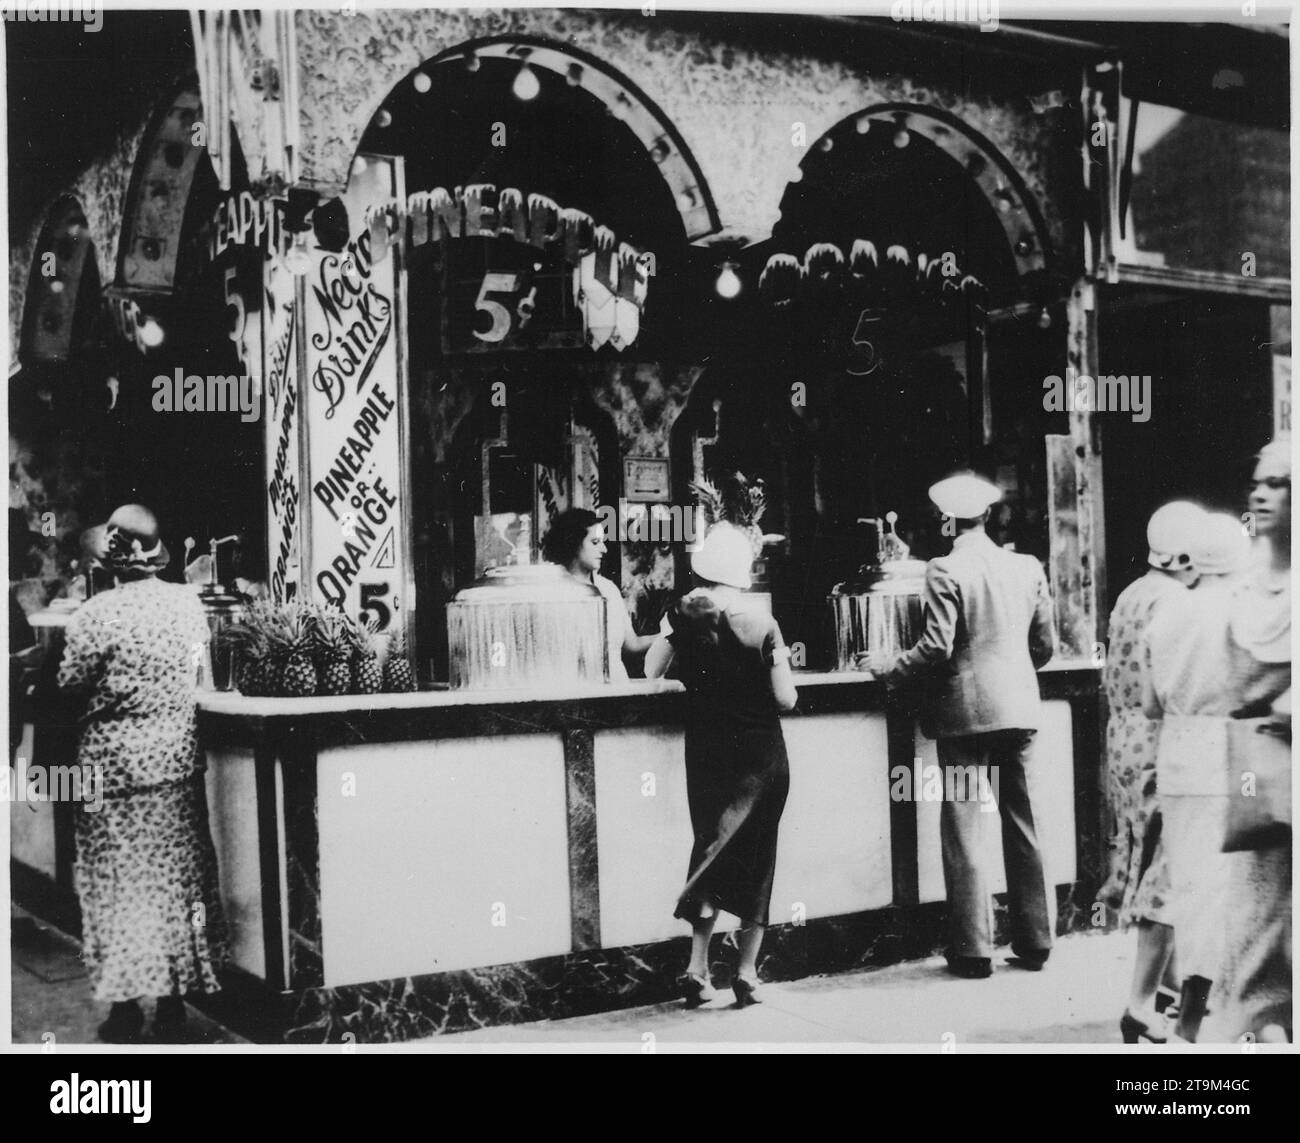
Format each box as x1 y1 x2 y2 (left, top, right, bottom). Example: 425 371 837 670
1146 500 1207 570
1190 514 1252 576
691 523 754 590
928 473 1003 519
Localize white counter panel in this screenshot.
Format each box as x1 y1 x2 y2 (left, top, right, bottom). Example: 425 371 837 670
593 713 892 948
917 700 1077 905
204 748 267 979
316 735 571 986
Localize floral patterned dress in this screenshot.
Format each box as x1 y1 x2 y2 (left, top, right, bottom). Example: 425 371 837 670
58 576 227 1003
1098 570 1186 928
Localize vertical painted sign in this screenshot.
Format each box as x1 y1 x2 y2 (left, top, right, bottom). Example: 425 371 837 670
263 237 302 604
302 155 413 638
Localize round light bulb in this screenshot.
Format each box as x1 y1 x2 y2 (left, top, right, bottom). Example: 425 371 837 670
893 128 910 149
376 109 392 128
513 63 540 102
412 72 432 94
715 264 742 299
1037 307 1052 330
140 319 164 348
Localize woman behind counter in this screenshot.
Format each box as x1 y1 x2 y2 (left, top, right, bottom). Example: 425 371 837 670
541 508 656 681
646 523 798 1006
57 504 227 1042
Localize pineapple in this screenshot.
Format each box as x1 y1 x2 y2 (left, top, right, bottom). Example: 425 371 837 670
351 615 383 695
278 600 318 698
313 607 354 697
383 624 417 692
227 601 280 696
691 471 770 557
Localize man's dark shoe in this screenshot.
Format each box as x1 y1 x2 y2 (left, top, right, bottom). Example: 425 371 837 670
946 956 993 979
1008 948 1050 971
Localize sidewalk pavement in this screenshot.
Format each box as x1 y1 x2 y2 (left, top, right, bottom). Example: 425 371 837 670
10 905 246 1046
12 904 1138 1047
443 928 1134 1047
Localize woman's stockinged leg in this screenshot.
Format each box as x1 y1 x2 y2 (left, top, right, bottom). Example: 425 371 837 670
687 900 717 976
1128 920 1175 1015
737 921 765 979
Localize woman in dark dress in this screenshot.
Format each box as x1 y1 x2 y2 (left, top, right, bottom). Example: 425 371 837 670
646 523 797 1006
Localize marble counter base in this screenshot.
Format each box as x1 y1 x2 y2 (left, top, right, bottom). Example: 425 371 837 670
271 888 1079 1043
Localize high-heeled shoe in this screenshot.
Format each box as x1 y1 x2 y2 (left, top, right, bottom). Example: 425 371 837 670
1120 1009 1167 1044
98 1000 144 1044
733 973 765 1006
679 971 717 1008
152 996 187 1042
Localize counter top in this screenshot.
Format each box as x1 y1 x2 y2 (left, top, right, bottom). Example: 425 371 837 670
197 663 1098 750
197 660 1098 716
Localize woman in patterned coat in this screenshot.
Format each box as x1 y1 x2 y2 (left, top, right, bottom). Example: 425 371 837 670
1100 501 1204 1042
58 505 226 1042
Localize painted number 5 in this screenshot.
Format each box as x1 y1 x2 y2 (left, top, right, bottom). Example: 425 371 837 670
360 582 392 632
224 266 246 347
473 272 518 343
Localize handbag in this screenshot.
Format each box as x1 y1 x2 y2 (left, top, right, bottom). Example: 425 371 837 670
1223 717 1292 852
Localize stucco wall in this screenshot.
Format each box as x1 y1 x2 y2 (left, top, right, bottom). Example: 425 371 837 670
295 8 1071 257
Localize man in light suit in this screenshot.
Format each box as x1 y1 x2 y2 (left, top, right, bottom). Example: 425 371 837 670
863 473 1058 978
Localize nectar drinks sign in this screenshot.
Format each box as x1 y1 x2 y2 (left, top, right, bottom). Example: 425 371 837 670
301 154 412 636
263 244 302 605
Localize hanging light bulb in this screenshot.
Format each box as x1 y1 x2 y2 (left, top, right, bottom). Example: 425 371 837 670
140 319 164 348
715 262 742 299
893 126 910 149
1037 307 1053 330
412 71 432 94
513 63 540 101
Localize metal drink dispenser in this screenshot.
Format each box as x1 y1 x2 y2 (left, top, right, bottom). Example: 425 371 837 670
193 535 248 691
828 512 927 670
447 563 609 690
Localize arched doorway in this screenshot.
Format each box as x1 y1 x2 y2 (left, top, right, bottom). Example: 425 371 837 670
351 37 713 679
672 105 1062 666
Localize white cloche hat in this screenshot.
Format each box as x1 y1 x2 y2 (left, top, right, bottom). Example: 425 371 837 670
1146 500 1207 570
1190 513 1252 576
691 523 754 590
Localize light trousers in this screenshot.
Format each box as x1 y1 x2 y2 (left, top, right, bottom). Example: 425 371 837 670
937 729 1055 961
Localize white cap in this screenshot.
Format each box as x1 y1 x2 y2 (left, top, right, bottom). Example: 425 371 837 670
928 473 1003 519
1190 513 1252 576
1146 500 1207 570
691 523 754 589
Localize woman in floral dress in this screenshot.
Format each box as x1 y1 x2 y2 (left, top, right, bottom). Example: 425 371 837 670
1099 501 1203 1041
58 505 226 1042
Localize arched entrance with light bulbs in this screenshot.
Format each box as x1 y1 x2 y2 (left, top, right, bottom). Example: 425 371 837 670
347 35 717 678
671 102 1065 667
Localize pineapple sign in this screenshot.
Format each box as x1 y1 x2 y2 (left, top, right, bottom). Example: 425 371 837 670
301 154 414 648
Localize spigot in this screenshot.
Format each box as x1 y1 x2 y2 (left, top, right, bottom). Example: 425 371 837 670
207 534 242 588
